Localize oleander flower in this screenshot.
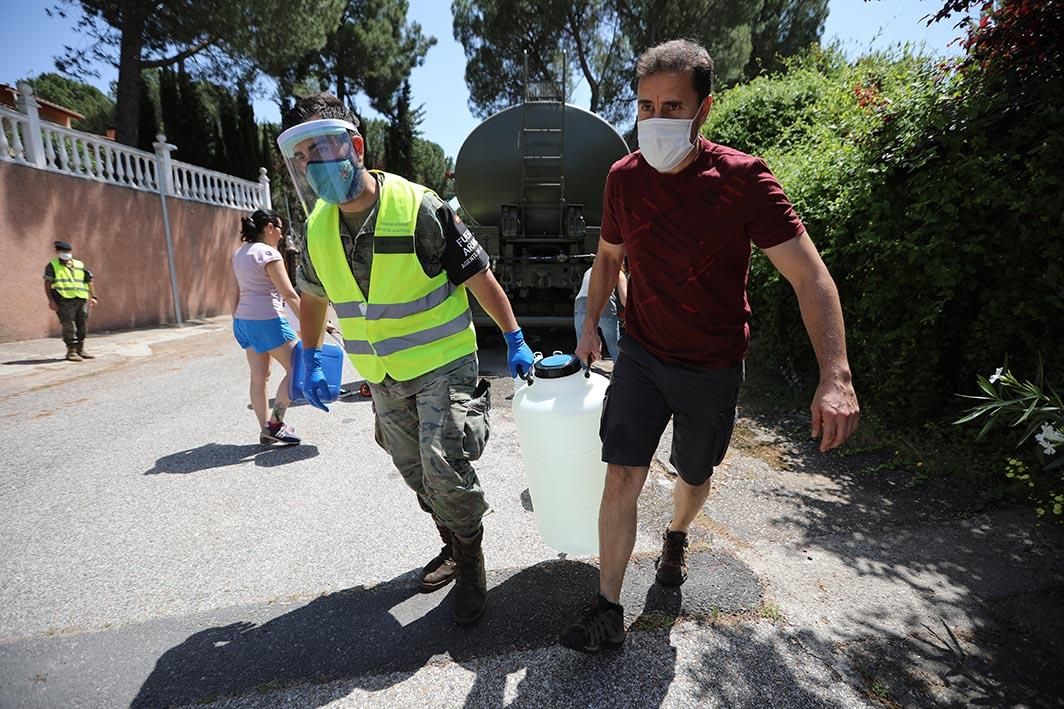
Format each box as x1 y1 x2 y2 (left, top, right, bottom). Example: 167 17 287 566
1034 422 1064 456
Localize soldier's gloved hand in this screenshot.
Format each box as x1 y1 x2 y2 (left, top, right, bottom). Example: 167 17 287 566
503 328 535 380
302 347 331 412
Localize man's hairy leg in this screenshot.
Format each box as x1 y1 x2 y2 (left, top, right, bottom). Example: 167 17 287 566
669 476 713 533
598 463 649 604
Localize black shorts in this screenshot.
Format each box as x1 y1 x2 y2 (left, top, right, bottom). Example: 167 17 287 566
600 336 743 486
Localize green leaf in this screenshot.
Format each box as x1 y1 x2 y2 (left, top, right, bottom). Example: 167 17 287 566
1018 417 1046 444
953 411 982 425
977 377 999 397
1045 455 1064 472
954 403 999 424
978 416 999 440
1016 396 1042 424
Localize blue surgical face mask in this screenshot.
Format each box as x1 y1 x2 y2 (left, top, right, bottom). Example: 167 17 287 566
305 155 366 204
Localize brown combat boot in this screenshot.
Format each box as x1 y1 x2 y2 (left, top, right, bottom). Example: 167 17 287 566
76 343 95 359
419 524 457 593
451 527 486 625
65 345 82 362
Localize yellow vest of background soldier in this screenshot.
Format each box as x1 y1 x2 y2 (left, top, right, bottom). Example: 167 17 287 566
43 240 98 362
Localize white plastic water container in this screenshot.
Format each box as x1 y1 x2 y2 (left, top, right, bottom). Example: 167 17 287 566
512 352 610 555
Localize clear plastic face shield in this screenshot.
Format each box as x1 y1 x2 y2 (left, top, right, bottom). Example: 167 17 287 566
276 119 366 215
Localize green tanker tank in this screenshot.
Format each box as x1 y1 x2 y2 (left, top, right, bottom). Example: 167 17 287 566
454 74 629 326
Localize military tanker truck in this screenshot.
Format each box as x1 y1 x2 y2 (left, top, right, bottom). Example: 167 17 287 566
453 67 629 326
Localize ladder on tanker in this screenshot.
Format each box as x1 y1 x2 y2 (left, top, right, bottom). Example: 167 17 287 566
520 52 566 236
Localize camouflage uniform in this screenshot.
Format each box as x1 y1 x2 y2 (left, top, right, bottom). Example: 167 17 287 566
298 173 491 537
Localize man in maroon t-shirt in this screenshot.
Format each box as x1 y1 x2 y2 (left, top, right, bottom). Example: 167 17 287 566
560 39 860 653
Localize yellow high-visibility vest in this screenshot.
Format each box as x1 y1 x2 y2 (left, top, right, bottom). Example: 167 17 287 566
49 258 90 299
305 171 476 383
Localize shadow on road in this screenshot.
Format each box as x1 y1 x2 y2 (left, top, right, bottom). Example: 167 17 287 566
131 560 600 706
145 442 320 475
128 553 845 707
730 389 1064 706
2 357 68 366
132 560 684 707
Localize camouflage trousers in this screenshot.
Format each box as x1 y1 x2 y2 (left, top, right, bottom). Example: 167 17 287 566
372 354 491 538
56 298 89 347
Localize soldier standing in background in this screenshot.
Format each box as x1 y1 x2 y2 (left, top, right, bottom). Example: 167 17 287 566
43 240 97 362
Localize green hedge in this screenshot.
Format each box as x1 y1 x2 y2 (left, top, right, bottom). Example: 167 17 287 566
705 47 1064 425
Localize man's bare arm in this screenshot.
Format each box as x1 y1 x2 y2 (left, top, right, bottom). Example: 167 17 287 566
576 239 626 365
763 233 859 451
464 269 519 333
299 290 330 350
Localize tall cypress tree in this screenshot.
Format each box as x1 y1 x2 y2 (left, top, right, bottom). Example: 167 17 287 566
175 69 215 169
157 67 217 169
259 123 274 178
158 68 181 145
216 89 242 175
236 86 261 180
136 79 158 152
386 81 421 178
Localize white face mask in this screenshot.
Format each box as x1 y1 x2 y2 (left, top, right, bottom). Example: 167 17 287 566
637 117 696 173
58 252 73 261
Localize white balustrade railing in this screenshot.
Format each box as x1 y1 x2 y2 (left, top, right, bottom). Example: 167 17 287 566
40 120 161 192
0 106 30 164
0 82 271 211
170 160 265 211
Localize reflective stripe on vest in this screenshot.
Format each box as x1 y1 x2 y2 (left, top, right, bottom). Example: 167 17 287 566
343 309 473 356
331 280 457 321
50 258 90 299
305 171 477 383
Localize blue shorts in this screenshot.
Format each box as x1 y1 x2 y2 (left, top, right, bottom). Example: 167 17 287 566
233 317 297 354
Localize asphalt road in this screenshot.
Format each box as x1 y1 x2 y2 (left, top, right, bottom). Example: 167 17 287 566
1 319 1061 708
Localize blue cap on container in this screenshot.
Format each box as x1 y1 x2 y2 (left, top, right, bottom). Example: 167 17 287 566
533 353 582 379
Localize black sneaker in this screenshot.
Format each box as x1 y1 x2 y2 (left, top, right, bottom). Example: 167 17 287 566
655 527 688 586
260 422 301 445
559 594 625 653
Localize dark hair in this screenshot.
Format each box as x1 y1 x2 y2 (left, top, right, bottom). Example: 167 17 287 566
240 209 283 243
282 93 361 131
636 39 715 101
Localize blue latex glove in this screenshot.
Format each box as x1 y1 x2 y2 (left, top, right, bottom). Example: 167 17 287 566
302 347 331 412
503 328 535 380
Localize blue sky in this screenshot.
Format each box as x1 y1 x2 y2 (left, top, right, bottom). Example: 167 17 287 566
0 0 966 159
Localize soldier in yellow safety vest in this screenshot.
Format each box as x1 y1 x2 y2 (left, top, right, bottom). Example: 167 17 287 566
43 240 98 362
277 94 535 626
